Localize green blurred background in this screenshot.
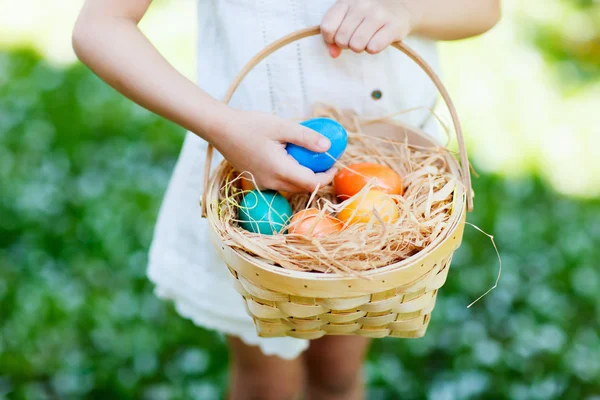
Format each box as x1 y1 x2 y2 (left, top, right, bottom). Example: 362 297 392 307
1 0 599 399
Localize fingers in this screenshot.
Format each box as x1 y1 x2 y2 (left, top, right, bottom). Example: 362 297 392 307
251 154 339 194
275 181 310 194
328 43 342 58
321 1 412 56
281 124 331 153
367 23 407 54
280 162 338 193
314 167 339 188
249 173 306 194
333 7 365 49
349 16 386 53
321 1 348 44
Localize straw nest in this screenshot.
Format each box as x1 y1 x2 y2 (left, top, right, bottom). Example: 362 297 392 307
212 107 460 275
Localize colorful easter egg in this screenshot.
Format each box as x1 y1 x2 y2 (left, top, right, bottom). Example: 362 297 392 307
238 190 292 235
289 208 342 237
338 189 399 225
334 163 403 200
286 118 348 173
240 176 255 192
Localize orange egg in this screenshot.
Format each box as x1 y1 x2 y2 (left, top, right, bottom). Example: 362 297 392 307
338 190 399 224
289 208 342 237
240 176 255 192
334 163 403 200
239 175 291 199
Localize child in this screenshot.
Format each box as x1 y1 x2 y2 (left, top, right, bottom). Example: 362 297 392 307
73 1 500 398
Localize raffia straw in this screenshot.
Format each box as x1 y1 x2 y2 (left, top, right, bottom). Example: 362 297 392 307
214 107 463 275
466 222 502 308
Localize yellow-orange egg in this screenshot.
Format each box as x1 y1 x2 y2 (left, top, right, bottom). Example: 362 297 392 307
334 163 403 200
289 208 342 237
338 190 399 224
239 175 291 199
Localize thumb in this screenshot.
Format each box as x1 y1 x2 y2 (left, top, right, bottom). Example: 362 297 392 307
283 124 331 153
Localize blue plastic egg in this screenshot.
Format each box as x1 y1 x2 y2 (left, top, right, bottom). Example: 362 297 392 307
238 190 293 235
286 118 348 173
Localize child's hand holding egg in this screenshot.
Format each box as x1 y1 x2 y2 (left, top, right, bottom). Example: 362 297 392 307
286 118 348 173
236 120 407 234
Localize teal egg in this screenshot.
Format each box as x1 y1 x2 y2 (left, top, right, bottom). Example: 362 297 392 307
238 190 293 235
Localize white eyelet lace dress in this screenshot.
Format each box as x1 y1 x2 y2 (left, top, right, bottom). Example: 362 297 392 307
147 0 443 359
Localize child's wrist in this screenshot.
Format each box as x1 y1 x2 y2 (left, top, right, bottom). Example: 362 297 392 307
195 104 238 148
401 0 425 35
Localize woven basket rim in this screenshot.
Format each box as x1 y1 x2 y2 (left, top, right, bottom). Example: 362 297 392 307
216 206 465 282
206 120 467 281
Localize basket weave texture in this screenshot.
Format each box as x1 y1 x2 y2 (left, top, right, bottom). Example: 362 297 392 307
228 252 458 339
201 27 473 339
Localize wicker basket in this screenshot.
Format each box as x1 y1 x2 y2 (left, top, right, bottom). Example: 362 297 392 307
200 27 473 340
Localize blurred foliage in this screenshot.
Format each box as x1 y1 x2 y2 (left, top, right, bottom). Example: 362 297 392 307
1 50 600 400
525 0 600 87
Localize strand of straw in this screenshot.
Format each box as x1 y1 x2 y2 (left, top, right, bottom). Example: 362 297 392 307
466 222 502 308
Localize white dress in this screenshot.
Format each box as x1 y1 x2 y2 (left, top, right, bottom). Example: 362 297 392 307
148 0 442 359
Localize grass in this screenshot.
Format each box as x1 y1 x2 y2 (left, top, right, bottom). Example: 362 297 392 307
1 49 599 400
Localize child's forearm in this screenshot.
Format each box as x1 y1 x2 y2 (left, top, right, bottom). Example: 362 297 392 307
408 0 501 40
72 5 231 145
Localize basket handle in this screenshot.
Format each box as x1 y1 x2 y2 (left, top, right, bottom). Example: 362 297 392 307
201 26 473 217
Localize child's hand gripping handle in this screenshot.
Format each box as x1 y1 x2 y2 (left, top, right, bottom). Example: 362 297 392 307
201 26 473 217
